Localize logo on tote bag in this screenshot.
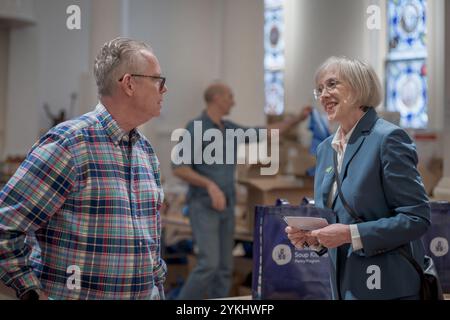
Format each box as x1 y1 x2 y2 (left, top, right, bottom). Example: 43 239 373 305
430 237 449 257
272 244 292 265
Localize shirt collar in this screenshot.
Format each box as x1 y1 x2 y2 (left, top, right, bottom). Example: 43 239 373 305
201 110 227 129
95 103 141 146
201 110 214 125
331 113 365 154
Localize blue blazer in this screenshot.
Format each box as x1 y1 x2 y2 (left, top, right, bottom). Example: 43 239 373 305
314 108 430 300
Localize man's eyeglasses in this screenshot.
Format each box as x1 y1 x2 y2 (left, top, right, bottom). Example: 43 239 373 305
119 74 166 92
313 78 341 100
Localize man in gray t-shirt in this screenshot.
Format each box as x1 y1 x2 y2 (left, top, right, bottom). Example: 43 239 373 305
173 82 311 299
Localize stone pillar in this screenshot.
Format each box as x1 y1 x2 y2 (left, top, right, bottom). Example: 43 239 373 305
78 0 127 114
433 2 450 200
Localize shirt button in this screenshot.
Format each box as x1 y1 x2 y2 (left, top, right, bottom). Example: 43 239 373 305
139 241 143 246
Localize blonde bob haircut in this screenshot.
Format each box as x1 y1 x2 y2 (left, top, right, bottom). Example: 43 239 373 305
314 56 383 110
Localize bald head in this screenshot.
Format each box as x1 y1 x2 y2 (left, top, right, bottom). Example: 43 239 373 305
203 82 235 116
204 83 231 104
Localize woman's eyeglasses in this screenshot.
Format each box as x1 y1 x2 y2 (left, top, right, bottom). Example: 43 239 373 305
313 78 341 100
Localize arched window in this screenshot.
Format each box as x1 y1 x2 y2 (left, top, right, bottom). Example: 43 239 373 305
386 0 428 128
264 0 285 115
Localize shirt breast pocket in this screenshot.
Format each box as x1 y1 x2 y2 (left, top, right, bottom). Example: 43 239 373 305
135 174 163 215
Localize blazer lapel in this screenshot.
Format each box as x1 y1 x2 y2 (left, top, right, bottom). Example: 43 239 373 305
321 168 335 207
339 135 366 181
339 108 379 181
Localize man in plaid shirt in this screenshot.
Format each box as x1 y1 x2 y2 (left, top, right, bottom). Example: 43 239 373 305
0 37 167 300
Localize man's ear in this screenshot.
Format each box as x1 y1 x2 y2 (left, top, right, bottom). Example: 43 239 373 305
119 74 135 96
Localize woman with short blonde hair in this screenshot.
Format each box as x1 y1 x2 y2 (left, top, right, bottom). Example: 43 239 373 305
286 56 430 300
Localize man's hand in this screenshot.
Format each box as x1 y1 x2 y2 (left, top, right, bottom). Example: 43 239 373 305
285 226 319 249
173 167 227 212
267 105 313 137
206 182 226 212
39 291 50 300
297 105 313 122
20 289 49 300
310 224 351 249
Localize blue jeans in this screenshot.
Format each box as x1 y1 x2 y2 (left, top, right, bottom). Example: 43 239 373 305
177 200 235 300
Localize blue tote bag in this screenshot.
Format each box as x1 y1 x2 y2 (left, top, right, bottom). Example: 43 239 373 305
252 200 333 299
422 201 450 293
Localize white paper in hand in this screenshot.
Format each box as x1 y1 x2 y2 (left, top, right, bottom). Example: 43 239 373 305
283 216 328 231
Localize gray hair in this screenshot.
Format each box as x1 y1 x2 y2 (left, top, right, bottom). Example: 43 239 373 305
314 56 383 109
94 37 153 96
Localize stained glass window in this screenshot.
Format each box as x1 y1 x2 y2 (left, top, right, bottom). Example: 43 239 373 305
264 71 284 115
386 59 428 128
386 0 428 128
264 0 285 115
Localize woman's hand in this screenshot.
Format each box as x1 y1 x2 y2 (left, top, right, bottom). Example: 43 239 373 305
285 226 319 249
310 224 351 249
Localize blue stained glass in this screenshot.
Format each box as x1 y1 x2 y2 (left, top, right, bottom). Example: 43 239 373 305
264 71 284 116
265 0 283 9
264 7 285 70
264 0 285 115
386 59 428 128
388 0 427 58
386 0 428 128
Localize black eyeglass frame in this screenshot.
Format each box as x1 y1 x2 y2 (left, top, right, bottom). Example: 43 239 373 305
118 74 166 91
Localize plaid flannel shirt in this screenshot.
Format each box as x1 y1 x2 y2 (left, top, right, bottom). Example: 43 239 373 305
0 103 166 299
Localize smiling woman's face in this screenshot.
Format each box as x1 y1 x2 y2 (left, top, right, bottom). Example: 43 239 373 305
316 68 359 127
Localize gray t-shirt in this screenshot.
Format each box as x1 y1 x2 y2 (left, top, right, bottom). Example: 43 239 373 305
172 111 263 207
